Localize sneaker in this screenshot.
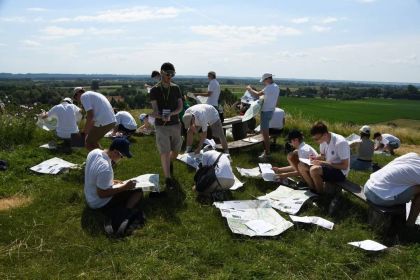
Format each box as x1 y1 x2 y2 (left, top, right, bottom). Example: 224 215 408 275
165 177 175 191
258 152 270 161
104 218 114 236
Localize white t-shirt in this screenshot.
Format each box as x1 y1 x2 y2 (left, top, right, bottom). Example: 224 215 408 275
185 104 220 132
298 142 318 159
201 150 234 180
364 152 420 200
115 111 137 130
269 108 285 129
207 79 220 107
320 132 351 176
84 149 114 209
381 133 400 146
80 91 116 127
47 102 81 139
261 83 280 112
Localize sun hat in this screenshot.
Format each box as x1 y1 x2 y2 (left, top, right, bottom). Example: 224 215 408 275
359 125 371 134
259 73 273 82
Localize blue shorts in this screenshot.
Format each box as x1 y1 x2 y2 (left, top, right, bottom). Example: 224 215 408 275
364 186 414 207
260 110 274 130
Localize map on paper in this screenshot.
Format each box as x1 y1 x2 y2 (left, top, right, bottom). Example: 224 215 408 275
30 157 78 174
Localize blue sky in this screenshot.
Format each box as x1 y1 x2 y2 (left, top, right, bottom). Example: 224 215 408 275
1 0 420 83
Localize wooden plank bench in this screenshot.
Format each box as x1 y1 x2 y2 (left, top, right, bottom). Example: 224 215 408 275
215 134 265 150
329 180 406 233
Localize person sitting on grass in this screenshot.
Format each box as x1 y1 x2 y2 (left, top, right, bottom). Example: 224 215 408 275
39 97 82 144
138 113 155 135
84 138 143 235
298 121 350 194
113 109 137 136
364 152 420 227
183 104 229 155
373 132 400 155
272 130 318 181
350 125 374 171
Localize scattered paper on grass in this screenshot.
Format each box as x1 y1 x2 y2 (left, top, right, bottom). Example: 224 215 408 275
245 220 276 235
39 142 57 150
177 152 202 169
289 215 334 230
123 174 159 192
259 163 277 182
236 167 261 178
214 200 293 237
348 240 387 251
36 116 57 131
258 185 317 214
30 157 77 174
406 201 420 225
230 175 244 190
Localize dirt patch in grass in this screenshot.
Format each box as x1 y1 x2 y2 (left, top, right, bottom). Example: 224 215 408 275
0 196 32 211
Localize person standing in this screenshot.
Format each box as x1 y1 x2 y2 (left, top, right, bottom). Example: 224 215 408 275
191 71 222 121
246 73 280 160
73 87 116 151
150 62 183 190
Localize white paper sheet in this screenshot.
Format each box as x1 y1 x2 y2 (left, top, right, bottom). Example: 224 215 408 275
406 201 420 225
30 157 77 174
39 142 57 150
259 163 277 182
242 137 261 143
299 158 313 166
214 200 293 237
187 92 207 104
245 220 276 235
123 173 159 192
236 167 261 178
104 130 123 138
176 153 203 169
36 116 57 131
258 185 317 214
204 139 216 148
240 90 258 104
230 175 244 190
348 240 387 251
242 100 261 122
289 215 334 230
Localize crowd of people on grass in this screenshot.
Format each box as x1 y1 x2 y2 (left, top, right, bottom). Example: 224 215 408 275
36 61 419 235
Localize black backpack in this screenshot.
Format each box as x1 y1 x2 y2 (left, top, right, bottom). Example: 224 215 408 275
194 153 224 192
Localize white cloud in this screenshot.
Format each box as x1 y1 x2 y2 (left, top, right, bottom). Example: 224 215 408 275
191 25 301 43
321 17 338 24
27 8 49 12
0 16 26 23
52 6 187 23
21 40 41 47
291 17 309 24
41 26 84 38
312 25 331 32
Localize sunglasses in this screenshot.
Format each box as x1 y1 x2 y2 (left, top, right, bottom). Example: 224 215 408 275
161 70 176 78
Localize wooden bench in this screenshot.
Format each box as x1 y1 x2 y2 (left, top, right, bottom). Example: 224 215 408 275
215 134 265 150
329 180 406 232
222 116 247 140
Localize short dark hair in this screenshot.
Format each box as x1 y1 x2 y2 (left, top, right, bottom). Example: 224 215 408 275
151 70 160 78
310 121 328 136
208 71 216 79
161 62 175 72
287 129 303 142
373 132 381 139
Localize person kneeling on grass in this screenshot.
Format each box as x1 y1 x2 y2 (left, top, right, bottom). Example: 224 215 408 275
364 152 420 227
113 109 137 136
298 121 350 194
84 138 143 236
193 148 234 198
272 129 318 181
373 132 401 155
183 104 229 155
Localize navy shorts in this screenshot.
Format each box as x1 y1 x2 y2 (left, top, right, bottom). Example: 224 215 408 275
321 164 346 182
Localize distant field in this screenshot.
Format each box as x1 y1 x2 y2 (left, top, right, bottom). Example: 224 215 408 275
279 97 420 124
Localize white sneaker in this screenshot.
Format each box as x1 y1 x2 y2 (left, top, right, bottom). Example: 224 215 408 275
258 152 270 161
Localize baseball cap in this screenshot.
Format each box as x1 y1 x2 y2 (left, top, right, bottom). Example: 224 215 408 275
73 87 84 94
182 112 193 130
110 138 132 158
359 125 371 134
62 97 73 104
259 73 273 82
139 113 147 122
287 129 303 141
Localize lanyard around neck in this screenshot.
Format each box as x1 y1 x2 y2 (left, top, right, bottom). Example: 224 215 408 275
160 82 171 104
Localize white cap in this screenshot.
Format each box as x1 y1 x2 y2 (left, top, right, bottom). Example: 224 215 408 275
139 113 147 122
62 97 73 104
73 87 84 94
259 73 273 82
359 125 371 134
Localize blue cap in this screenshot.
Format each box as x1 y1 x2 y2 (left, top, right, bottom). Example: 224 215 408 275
110 138 132 158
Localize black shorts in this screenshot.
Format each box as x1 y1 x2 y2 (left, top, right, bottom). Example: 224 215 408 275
117 124 136 135
321 164 346 182
100 189 142 215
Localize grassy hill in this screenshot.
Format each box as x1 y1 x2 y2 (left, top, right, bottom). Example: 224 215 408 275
0 110 419 279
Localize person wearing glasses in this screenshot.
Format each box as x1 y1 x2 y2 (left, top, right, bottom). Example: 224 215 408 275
246 73 280 160
298 121 350 194
190 71 222 121
84 138 143 230
150 62 183 190
73 87 116 151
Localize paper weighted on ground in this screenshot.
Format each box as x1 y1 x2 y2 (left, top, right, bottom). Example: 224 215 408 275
30 157 78 174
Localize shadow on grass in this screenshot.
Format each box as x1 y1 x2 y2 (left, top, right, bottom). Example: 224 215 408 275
81 206 106 236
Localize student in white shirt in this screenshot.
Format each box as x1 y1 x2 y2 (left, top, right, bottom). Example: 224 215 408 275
246 73 280 160
40 97 81 139
298 122 350 194
193 149 235 196
183 104 229 154
113 110 137 136
73 87 116 151
373 132 401 155
84 138 142 216
364 152 420 226
272 130 318 180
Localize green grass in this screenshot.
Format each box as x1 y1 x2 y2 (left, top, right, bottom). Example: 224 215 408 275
280 97 420 125
0 125 419 279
